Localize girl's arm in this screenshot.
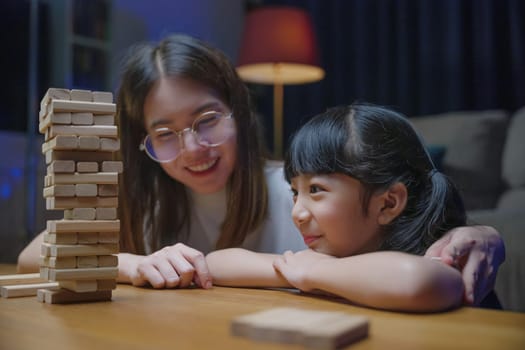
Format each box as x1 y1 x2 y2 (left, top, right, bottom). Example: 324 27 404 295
206 248 291 288
274 250 464 312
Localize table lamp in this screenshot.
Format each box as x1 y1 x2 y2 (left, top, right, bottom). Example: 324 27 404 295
237 6 325 158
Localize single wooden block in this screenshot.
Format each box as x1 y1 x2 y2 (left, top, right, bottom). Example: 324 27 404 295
101 161 123 173
76 161 99 173
47 125 118 139
59 279 117 293
78 135 100 150
231 307 369 350
39 112 72 132
47 266 118 281
47 219 120 233
37 288 112 304
72 112 94 125
42 135 78 153
76 255 99 268
97 231 120 244
96 279 117 291
77 232 99 244
59 280 98 292
70 89 93 102
98 184 119 197
64 207 97 220
97 255 118 267
47 172 118 185
43 232 78 244
95 207 117 220
50 99 116 114
47 196 118 210
99 137 120 151
40 88 70 111
47 160 76 174
41 242 119 258
45 149 113 164
40 256 77 269
93 114 115 125
1 282 60 298
75 184 98 197
0 273 46 286
92 91 113 103
43 185 76 198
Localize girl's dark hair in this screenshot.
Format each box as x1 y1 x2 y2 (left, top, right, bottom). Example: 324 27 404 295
284 103 466 255
117 34 267 253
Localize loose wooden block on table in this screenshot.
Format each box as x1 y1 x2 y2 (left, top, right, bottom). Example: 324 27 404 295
1 282 60 298
0 273 46 286
231 307 369 349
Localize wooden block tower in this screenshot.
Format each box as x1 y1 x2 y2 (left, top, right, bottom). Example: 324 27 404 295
37 88 121 304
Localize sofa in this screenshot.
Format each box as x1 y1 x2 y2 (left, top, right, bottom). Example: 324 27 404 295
410 107 525 312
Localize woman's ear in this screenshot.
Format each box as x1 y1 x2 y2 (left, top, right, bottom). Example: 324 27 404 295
375 182 407 225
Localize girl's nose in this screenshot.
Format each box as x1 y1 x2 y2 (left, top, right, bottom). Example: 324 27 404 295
291 199 311 226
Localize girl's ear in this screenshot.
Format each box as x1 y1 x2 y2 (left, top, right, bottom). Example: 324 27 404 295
375 182 407 225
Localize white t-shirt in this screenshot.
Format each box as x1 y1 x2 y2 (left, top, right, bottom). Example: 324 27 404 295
183 161 307 254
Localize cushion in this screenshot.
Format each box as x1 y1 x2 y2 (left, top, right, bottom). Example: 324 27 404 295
502 106 525 188
410 110 509 210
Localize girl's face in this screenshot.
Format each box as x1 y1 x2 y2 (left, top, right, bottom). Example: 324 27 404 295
143 77 237 194
290 173 384 257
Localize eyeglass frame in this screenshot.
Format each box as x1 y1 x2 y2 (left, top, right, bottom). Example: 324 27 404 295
139 111 234 163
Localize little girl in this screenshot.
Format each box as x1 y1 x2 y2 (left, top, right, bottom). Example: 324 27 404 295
206 103 467 312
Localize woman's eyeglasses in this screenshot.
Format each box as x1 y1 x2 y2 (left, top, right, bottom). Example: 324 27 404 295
139 111 234 163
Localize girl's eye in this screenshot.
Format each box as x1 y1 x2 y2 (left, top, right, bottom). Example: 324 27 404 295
290 188 298 201
309 185 323 194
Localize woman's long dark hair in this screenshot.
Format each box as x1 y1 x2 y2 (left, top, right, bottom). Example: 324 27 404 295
284 103 466 255
117 34 268 253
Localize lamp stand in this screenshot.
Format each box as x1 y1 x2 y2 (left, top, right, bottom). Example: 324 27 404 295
273 64 284 159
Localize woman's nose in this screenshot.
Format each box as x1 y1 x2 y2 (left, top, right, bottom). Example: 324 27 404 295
180 129 204 153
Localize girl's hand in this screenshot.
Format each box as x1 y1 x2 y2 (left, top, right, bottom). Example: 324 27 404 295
272 249 334 292
119 243 212 289
424 226 505 305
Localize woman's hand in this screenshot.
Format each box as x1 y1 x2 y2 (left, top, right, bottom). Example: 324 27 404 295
424 226 505 305
118 243 212 289
272 249 334 292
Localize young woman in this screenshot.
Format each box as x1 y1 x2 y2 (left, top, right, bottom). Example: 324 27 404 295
17 34 504 306
205 103 483 312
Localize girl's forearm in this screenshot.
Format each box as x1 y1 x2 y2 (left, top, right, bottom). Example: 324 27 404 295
305 251 464 312
206 248 291 287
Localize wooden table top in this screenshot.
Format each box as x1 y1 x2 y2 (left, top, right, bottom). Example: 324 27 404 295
1 264 524 350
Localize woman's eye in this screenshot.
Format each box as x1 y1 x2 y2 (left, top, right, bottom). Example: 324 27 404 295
153 129 176 142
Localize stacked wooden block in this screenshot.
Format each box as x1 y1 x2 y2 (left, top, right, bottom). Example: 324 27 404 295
38 88 121 304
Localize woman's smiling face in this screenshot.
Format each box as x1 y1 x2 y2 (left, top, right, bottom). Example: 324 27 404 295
143 76 237 194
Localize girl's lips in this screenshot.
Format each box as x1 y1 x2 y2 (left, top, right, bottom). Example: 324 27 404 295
303 235 321 246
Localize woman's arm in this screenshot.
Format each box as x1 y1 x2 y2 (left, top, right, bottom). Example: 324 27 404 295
17 231 44 273
206 248 291 288
424 225 505 305
273 250 464 312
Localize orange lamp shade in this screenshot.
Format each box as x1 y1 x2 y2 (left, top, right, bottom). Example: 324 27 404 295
237 6 325 85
